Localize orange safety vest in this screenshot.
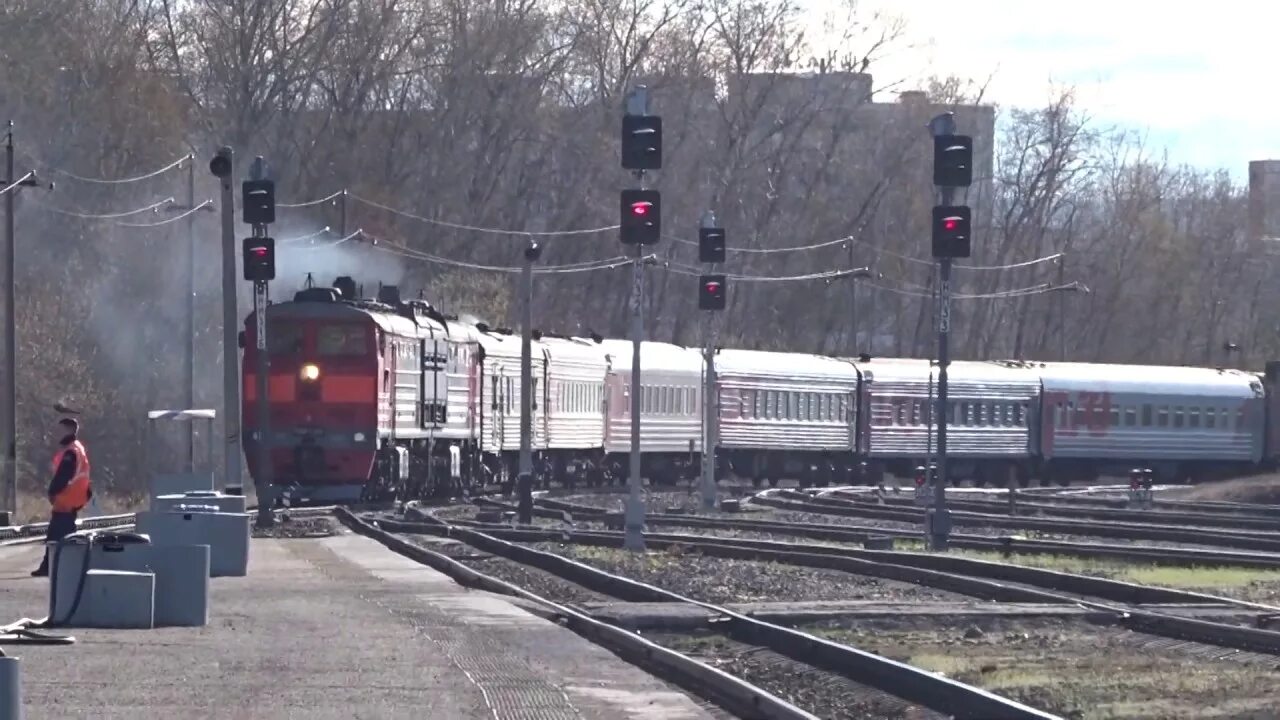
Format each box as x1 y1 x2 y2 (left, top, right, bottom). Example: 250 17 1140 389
50 440 91 513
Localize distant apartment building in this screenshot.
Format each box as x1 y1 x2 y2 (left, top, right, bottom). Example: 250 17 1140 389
1249 160 1280 241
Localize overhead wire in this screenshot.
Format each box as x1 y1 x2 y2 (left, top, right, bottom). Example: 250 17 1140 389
37 154 191 185
279 227 333 243
290 230 363 250
367 234 631 274
115 200 213 228
0 171 35 196
277 190 345 208
33 196 174 219
350 193 619 237
670 227 1063 271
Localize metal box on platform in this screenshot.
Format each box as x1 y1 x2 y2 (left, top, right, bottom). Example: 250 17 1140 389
48 532 211 627
136 509 250 577
50 546 155 629
152 490 247 514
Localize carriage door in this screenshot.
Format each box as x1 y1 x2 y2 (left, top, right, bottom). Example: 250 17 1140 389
420 337 447 429
492 363 506 450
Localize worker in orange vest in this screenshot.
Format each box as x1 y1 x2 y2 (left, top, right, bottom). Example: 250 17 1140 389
31 417 92 577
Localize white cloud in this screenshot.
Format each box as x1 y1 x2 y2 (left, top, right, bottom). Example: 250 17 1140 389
803 0 1279 173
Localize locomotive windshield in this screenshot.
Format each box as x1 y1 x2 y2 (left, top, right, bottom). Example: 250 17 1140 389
317 323 369 356
267 322 304 355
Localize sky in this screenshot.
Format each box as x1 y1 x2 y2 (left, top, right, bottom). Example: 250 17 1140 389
814 0 1275 179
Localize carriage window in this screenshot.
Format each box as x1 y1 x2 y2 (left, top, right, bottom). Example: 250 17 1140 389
1205 408 1216 429
1012 404 1023 426
1110 408 1120 426
754 390 763 418
1188 407 1200 428
1173 406 1184 428
1237 408 1245 430
1124 408 1136 427
1157 407 1169 427
1140 405 1152 426
317 324 368 355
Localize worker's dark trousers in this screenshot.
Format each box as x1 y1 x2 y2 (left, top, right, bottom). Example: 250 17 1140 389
33 511 79 574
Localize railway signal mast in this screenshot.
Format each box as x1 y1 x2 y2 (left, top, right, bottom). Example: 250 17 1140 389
518 239 542 524
698 212 726 511
209 148 243 496
620 86 662 551
928 114 973 552
242 157 277 529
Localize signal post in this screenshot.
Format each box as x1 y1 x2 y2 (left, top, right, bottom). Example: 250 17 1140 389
697 214 726 511
518 239 541 524
620 86 662 551
926 114 973 552
242 157 278 529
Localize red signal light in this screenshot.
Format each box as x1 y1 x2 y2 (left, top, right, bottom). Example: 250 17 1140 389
704 281 721 293
943 218 959 231
250 246 268 257
631 202 651 216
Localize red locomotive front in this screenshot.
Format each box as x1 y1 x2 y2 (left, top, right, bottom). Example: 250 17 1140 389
242 295 380 504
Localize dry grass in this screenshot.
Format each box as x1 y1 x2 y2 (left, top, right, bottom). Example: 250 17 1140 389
816 617 1280 719
1169 475 1280 505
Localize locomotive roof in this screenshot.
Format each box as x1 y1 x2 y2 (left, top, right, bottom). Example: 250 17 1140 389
716 348 859 381
595 339 702 372
262 298 445 335
1027 361 1263 398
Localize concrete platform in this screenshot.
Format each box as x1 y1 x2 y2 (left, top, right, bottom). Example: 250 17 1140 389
0 532 718 720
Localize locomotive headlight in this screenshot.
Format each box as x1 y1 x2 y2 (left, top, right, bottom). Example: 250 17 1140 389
300 363 321 382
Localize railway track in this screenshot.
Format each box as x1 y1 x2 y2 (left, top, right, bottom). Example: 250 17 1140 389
513 495 1280 570
395 509 1280 654
354 508 1059 720
817 487 1280 532
337 509 835 720
749 491 1280 553
851 484 1280 519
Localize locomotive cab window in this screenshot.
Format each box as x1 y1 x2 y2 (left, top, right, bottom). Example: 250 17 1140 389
318 324 369 355
266 322 304 355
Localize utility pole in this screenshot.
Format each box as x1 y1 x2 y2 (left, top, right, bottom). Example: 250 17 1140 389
243 156 277 528
1 123 41 517
927 115 973 552
697 211 726 511
186 154 196 470
164 153 213 473
518 239 541 524
849 241 859 353
847 266 875 353
209 147 242 494
338 189 348 237
1057 254 1067 361
620 85 662 551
